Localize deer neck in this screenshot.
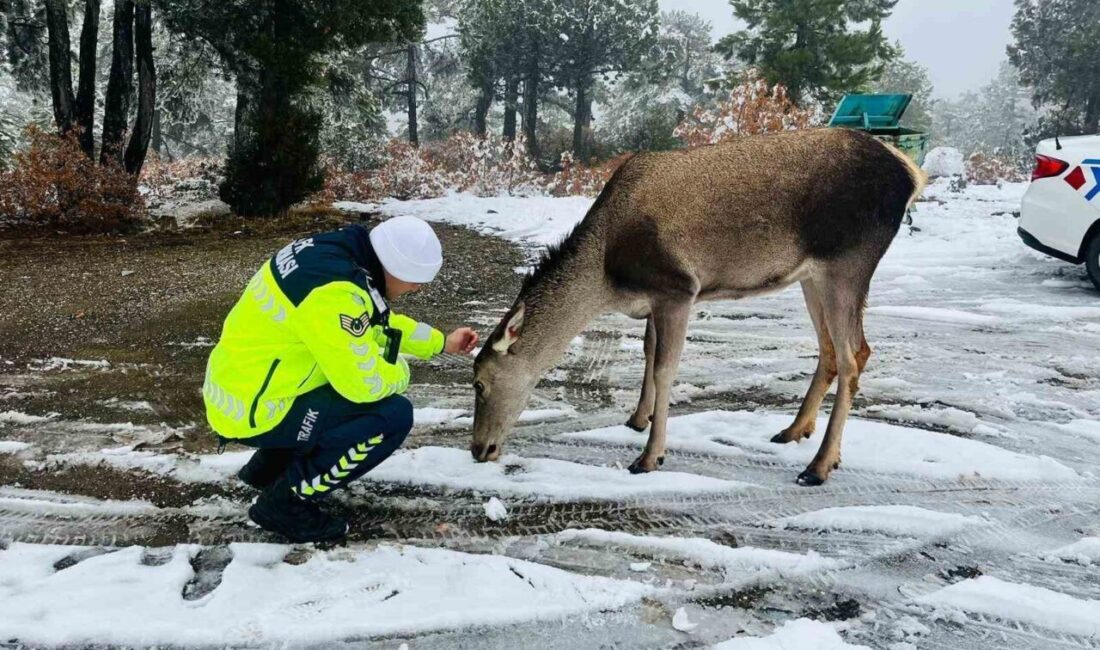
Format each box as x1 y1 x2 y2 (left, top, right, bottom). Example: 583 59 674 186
516 240 609 373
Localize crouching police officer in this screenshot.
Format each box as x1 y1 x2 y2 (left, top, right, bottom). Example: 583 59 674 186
203 216 478 543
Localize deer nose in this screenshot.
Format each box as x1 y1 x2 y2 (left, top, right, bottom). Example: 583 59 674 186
471 442 499 462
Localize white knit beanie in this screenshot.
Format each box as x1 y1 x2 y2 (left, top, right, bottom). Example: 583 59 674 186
369 216 443 283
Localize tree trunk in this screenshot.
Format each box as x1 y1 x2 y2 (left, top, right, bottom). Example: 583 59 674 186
406 43 418 146
522 63 540 162
473 81 492 137
44 0 76 135
234 83 252 148
502 76 518 141
101 0 135 166
571 77 591 161
75 0 101 157
151 108 164 157
124 1 155 176
1085 93 1100 136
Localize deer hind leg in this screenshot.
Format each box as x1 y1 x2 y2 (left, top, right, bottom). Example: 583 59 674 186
772 279 837 444
626 315 657 432
628 300 692 474
797 271 872 487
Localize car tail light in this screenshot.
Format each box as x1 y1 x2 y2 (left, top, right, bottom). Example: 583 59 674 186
1032 154 1069 181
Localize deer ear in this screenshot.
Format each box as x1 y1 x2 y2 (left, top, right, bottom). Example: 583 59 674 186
492 303 525 353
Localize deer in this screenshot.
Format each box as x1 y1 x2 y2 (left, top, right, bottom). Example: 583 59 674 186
470 128 926 486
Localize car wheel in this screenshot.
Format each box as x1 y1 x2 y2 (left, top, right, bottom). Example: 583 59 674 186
1087 231 1100 293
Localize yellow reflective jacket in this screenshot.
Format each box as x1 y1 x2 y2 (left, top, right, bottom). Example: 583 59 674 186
204 225 445 439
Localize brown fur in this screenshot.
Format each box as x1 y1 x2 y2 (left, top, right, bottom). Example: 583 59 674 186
473 128 925 485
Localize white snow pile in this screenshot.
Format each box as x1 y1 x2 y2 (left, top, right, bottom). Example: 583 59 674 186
364 446 753 500
413 407 467 427
373 194 594 247
921 147 964 178
47 446 253 484
1042 537 1100 566
29 357 111 372
0 487 156 518
770 505 984 538
918 575 1100 637
0 542 652 646
0 410 55 426
712 618 870 649
1056 419 1100 445
483 496 509 521
558 411 1079 482
0 440 30 453
557 529 841 583
672 606 698 632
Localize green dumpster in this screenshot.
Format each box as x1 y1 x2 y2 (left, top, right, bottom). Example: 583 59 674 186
828 94 929 167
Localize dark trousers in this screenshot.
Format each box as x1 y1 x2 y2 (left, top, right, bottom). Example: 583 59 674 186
239 384 413 500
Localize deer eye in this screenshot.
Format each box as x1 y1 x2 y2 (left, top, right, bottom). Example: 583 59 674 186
474 381 485 395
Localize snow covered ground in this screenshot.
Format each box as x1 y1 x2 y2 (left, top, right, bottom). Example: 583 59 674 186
3 179 1100 648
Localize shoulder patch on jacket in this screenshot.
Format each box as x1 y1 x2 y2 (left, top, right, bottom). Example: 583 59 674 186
339 312 371 337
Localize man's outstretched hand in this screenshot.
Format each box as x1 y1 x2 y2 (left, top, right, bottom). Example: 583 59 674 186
445 327 480 355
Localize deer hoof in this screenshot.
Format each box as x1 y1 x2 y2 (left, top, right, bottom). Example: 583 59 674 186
624 414 653 433
770 427 811 444
628 454 664 474
796 469 827 487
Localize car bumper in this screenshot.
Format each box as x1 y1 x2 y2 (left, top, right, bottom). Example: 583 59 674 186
1018 226 1082 264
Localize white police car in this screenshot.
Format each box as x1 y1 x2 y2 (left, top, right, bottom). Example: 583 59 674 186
1018 135 1100 291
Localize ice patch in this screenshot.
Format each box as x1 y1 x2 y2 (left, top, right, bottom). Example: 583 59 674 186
98 398 156 413
712 618 870 649
365 446 752 500
558 411 1079 482
0 440 30 453
856 404 1003 436
0 411 54 425
29 357 111 371
771 505 983 538
1042 537 1100 566
0 487 156 517
918 576 1100 637
865 306 1001 327
0 542 651 646
557 529 841 582
1056 419 1100 444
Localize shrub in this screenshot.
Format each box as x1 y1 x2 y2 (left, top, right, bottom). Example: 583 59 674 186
546 151 633 197
139 154 224 205
964 152 1027 185
220 102 325 218
674 73 818 147
0 125 141 233
318 132 632 204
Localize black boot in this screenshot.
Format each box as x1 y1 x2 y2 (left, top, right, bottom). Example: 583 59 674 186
248 477 348 544
238 449 294 490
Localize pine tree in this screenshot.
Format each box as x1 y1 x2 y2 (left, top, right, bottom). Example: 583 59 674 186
599 10 720 154
157 0 424 217
716 0 899 105
930 63 1035 173
552 0 659 161
1008 0 1100 137
870 48 933 132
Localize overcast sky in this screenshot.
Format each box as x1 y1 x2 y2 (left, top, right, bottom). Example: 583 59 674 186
658 0 1016 99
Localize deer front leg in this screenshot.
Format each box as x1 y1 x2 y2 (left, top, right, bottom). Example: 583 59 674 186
626 315 656 432
629 301 691 474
